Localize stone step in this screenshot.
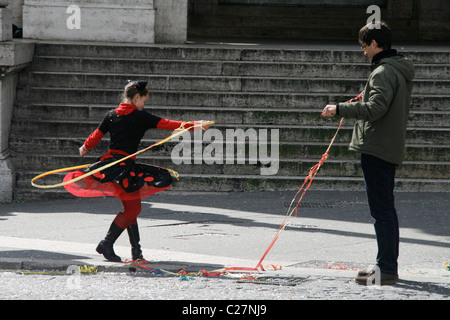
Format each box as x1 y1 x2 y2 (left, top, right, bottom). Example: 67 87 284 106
12 103 450 128
9 136 450 162
18 72 449 95
11 119 450 144
13 153 450 180
15 86 450 111
10 42 450 201
28 56 449 79
33 42 450 64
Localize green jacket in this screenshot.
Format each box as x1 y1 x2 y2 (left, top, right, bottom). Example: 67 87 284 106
338 49 415 165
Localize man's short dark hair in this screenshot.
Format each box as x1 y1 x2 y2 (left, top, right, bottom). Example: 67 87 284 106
359 21 392 50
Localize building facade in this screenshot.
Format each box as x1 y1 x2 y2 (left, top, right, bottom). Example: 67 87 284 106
8 0 450 44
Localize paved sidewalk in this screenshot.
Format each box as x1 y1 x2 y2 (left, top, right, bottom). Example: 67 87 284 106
0 190 449 300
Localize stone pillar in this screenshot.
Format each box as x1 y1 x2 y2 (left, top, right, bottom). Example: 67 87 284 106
0 0 11 41
0 1 34 202
8 0 23 28
154 0 188 43
0 0 14 203
23 0 155 43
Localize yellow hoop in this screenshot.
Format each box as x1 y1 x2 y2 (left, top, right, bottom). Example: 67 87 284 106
31 121 214 189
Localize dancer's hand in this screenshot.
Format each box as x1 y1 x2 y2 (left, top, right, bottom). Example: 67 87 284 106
79 145 88 157
195 120 213 130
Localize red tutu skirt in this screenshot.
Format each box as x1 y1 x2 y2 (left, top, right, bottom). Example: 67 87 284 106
64 154 172 200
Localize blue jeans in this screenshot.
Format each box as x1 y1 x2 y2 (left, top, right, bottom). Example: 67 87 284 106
361 153 399 275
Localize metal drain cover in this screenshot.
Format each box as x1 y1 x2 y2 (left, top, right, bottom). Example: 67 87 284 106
237 276 309 286
284 200 365 209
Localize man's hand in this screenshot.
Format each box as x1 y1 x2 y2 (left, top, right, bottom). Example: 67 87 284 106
322 104 337 118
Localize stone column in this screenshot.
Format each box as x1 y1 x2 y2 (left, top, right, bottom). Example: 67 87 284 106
154 0 188 43
9 0 23 28
0 0 11 41
0 0 34 202
0 0 14 203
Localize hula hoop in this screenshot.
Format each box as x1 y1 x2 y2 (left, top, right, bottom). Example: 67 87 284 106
31 121 215 189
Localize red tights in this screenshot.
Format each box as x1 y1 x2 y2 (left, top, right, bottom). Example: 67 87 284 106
113 199 142 229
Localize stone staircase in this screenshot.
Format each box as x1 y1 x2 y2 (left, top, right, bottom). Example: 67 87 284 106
9 41 450 201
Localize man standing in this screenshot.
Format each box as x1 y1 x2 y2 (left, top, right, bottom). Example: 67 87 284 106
322 22 415 285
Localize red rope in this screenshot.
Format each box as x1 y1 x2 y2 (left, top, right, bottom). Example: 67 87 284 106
254 92 364 271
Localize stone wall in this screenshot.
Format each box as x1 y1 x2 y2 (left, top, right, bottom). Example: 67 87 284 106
9 0 450 43
22 0 156 43
0 1 34 202
17 0 189 44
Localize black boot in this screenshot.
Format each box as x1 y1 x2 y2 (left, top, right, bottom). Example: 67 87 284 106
96 222 124 262
127 224 145 260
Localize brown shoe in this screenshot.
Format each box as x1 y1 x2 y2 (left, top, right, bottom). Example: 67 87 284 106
357 269 373 277
355 270 398 286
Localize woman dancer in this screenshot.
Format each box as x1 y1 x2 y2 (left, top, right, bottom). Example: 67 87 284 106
64 80 210 262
